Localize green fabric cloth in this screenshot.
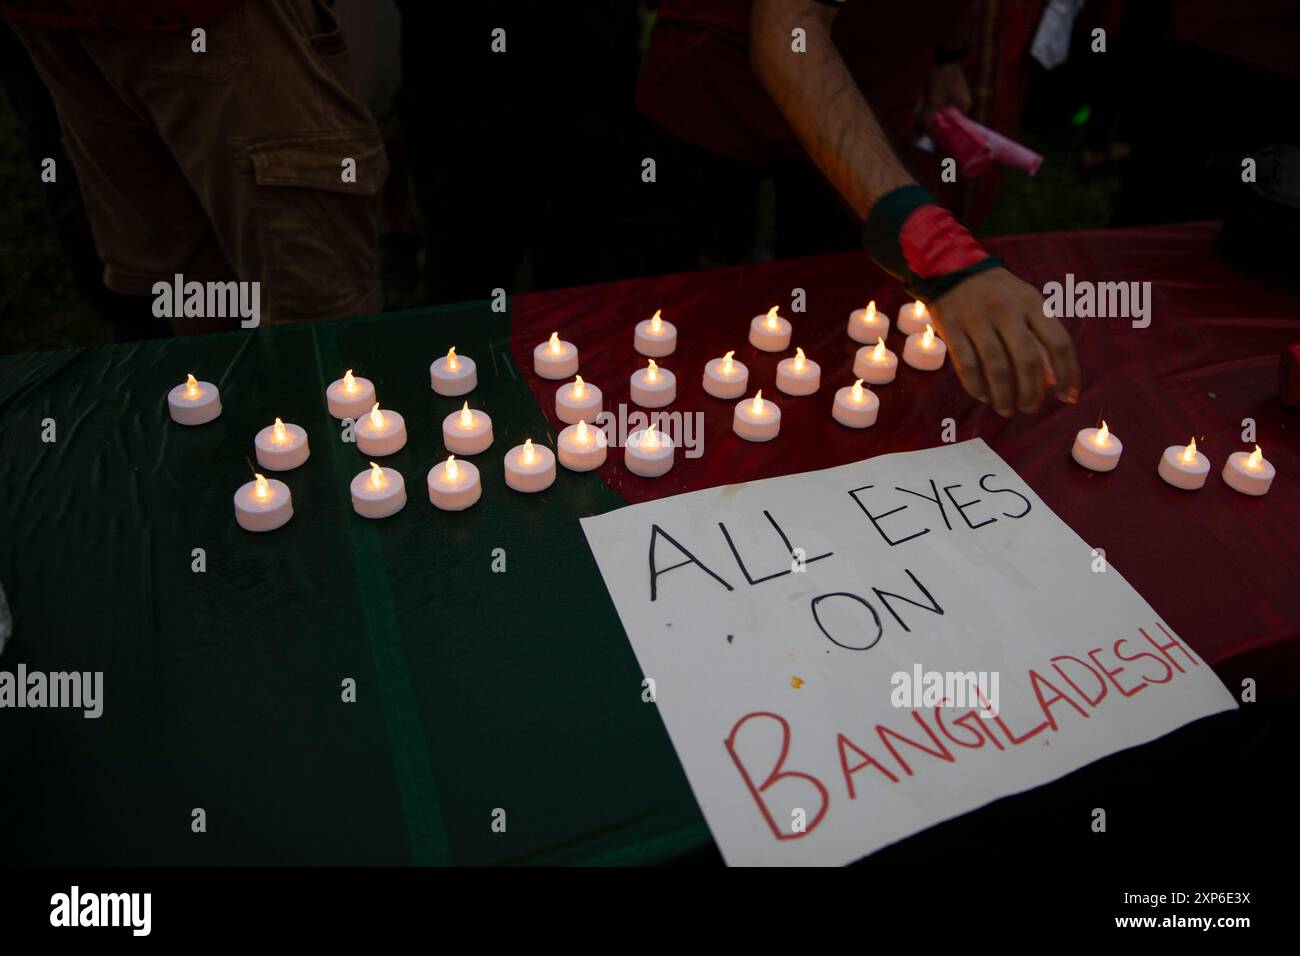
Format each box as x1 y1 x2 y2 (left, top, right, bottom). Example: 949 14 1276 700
0 303 710 865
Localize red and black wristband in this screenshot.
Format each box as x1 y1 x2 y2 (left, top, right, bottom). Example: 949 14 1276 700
862 185 1003 302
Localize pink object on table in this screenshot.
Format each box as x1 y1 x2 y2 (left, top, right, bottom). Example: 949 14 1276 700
928 107 1043 177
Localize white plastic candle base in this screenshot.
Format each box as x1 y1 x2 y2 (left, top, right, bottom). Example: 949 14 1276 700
430 355 477 396
748 314 792 352
356 410 407 457
325 376 375 420
504 443 556 492
832 386 879 428
1072 428 1123 472
847 308 891 344
902 334 947 371
734 398 781 442
168 382 221 425
1157 446 1209 490
254 423 310 471
853 346 898 385
775 357 821 396
427 460 482 511
702 357 748 399
351 467 406 518
634 319 677 357
625 430 675 477
557 424 608 471
1222 451 1275 496
533 340 579 380
442 409 493 455
234 478 292 532
897 304 930 336
630 367 676 408
555 381 603 425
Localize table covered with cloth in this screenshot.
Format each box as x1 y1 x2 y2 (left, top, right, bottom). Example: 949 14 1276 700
0 221 1296 866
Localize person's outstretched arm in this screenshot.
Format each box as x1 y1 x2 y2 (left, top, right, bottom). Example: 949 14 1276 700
750 0 1080 415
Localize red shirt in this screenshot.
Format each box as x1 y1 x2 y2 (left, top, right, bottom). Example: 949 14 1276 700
0 0 241 29
637 0 971 163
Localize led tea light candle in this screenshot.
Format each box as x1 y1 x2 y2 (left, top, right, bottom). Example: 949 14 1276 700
442 401 493 455
1157 437 1210 491
775 347 821 396
625 423 675 478
897 300 929 336
534 332 579 380
168 373 221 425
430 346 477 396
853 337 898 385
326 369 375 420
558 419 608 472
234 472 292 532
733 390 781 442
555 375 603 425
630 359 676 408
703 350 749 399
1072 420 1123 472
254 417 310 471
351 461 406 518
427 455 481 511
355 403 407 457
1222 444 1275 496
504 438 556 493
749 306 792 352
903 324 947 371
832 379 880 429
633 308 677 357
847 300 891 344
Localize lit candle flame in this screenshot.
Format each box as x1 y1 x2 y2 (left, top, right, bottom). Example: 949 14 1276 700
369 403 384 429
577 419 589 443
573 375 585 399
722 350 735 374
765 306 779 331
865 301 876 322
446 455 458 481
752 390 764 415
272 417 287 444
643 422 659 450
254 473 269 500
1182 437 1197 464
523 438 536 465
369 461 384 489
913 301 927 319
459 401 472 429
548 332 561 355
343 369 358 395
794 347 806 371
184 373 199 399
921 324 935 349
872 337 887 362
646 359 659 383
649 309 663 334
447 346 459 372
1096 420 1110 446
1247 445 1263 470
851 379 864 403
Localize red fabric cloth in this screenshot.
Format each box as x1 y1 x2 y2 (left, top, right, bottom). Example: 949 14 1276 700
0 0 240 29
512 221 1300 689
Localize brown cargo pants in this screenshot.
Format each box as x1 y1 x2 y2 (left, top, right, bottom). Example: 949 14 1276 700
7 0 388 327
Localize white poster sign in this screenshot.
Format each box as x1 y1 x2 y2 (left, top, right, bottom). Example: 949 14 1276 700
581 439 1236 866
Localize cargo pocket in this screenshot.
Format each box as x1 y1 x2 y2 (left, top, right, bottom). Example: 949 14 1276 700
245 130 389 321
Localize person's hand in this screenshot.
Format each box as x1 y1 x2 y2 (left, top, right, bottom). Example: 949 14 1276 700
923 62 972 124
929 267 1081 416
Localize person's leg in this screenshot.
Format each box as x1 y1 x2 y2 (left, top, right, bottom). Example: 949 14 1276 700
75 0 388 323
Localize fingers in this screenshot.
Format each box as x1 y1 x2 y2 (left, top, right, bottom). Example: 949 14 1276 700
1027 310 1081 403
967 324 1015 417
938 327 987 403
996 320 1046 414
